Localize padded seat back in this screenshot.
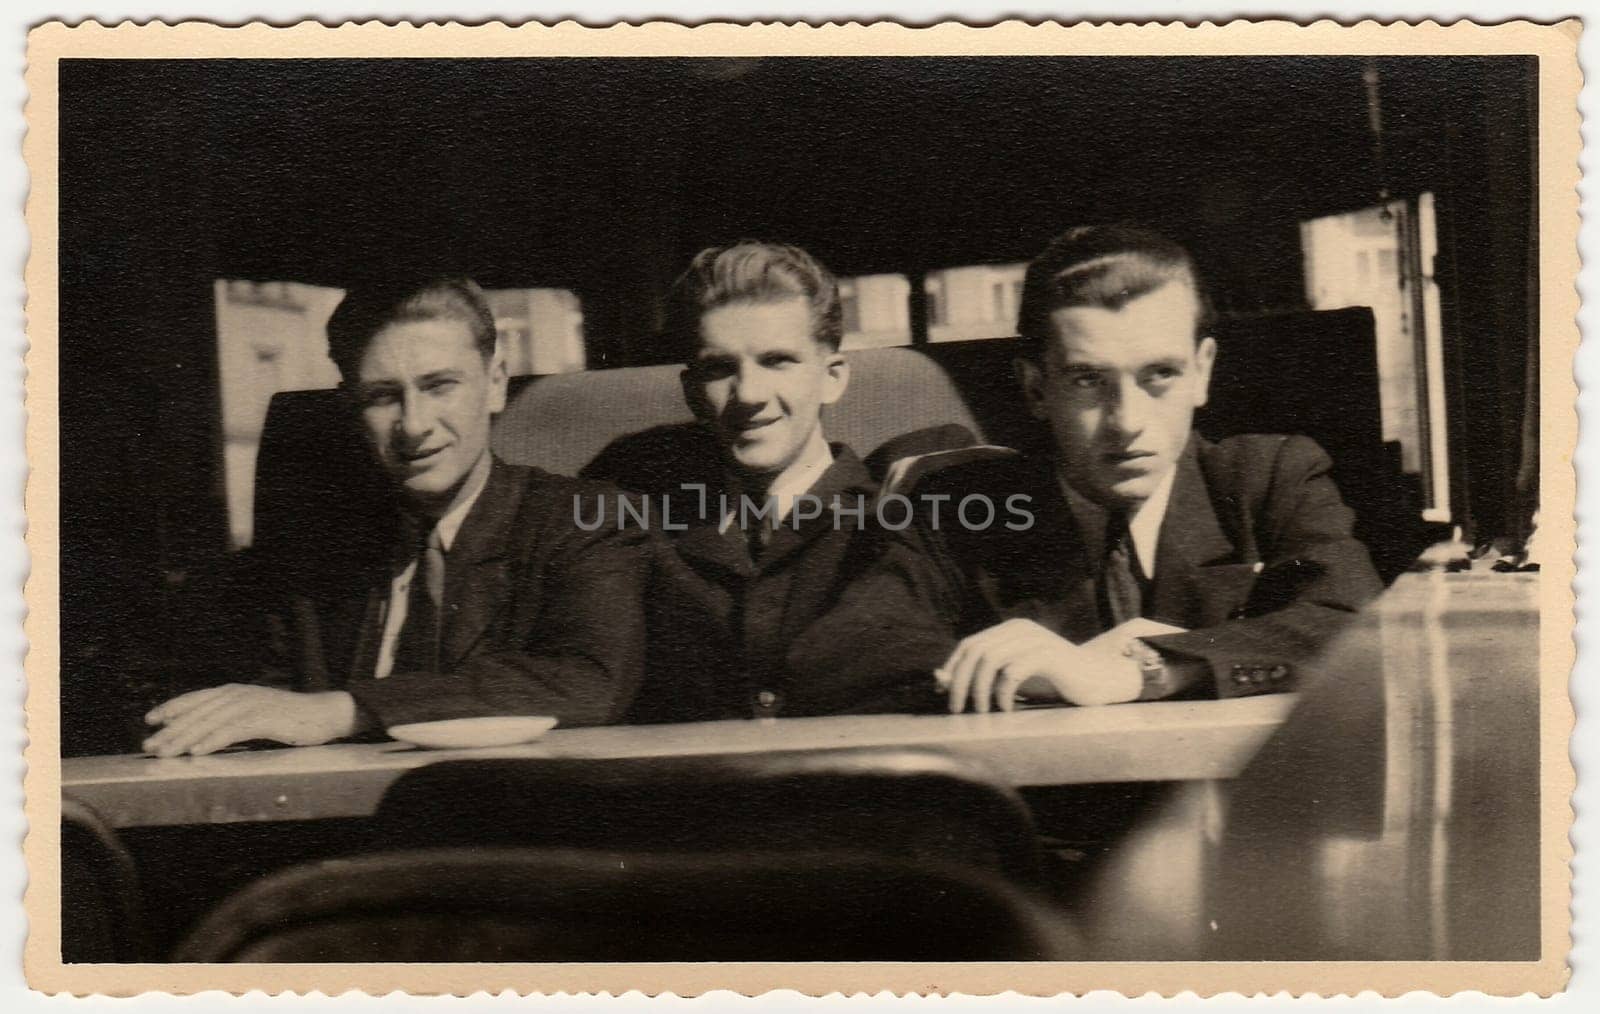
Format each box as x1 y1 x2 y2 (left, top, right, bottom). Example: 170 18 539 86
60 799 144 963
490 345 990 476
174 847 1080 962
373 747 1043 883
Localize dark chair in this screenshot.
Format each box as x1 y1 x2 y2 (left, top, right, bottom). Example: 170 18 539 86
372 747 1044 884
61 798 144 963
173 847 1081 962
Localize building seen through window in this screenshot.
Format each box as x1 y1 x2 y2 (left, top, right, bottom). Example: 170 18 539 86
215 279 585 549
925 262 1027 343
838 274 913 350
1301 193 1450 521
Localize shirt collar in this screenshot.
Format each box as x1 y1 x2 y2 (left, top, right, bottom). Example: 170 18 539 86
429 451 493 554
738 434 836 525
1057 464 1178 576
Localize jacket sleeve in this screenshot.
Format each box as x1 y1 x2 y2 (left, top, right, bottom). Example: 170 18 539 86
783 517 964 716
343 519 653 730
1143 437 1383 699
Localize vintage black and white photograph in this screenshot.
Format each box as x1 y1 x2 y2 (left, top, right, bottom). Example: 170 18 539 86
22 19 1578 997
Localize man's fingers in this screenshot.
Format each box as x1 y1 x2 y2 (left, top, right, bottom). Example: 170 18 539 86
946 633 993 713
145 699 248 757
186 719 257 757
947 644 977 713
970 649 1000 714
995 666 1027 712
150 691 242 740
970 642 1027 714
947 621 1057 713
145 685 235 725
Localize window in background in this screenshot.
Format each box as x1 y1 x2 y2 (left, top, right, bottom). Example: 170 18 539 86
925 262 1027 343
215 280 345 551
838 274 912 350
215 280 585 548
484 288 587 376
1301 192 1450 522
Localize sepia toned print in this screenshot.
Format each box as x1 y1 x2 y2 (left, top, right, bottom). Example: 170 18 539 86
22 19 1579 998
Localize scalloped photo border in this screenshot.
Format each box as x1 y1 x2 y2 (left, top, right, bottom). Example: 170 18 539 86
19 16 1583 999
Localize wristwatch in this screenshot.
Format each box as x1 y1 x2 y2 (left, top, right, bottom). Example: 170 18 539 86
1122 638 1175 700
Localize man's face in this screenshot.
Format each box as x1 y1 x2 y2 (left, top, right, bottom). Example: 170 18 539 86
351 317 507 513
684 298 849 478
1018 281 1216 508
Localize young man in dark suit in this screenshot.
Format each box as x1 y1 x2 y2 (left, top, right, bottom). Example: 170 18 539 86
143 278 650 755
791 224 1383 713
585 241 970 721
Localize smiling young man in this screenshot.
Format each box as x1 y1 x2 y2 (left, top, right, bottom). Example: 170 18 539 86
143 277 649 756
791 224 1383 713
584 242 970 721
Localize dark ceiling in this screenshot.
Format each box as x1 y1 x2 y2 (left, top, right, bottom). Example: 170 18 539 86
60 55 1489 287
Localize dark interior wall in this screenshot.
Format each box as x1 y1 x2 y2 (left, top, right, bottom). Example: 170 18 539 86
56 56 1535 754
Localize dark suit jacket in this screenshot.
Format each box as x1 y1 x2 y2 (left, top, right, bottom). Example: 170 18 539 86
583 422 975 721
258 457 651 730
788 433 1383 707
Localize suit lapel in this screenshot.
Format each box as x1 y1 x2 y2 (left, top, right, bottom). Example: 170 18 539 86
977 460 1102 642
346 586 387 681
1037 472 1103 642
757 447 874 571
670 507 757 578
1149 438 1238 625
440 459 522 667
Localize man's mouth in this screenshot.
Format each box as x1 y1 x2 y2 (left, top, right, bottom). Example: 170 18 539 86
400 446 447 466
735 417 780 435
1104 449 1156 465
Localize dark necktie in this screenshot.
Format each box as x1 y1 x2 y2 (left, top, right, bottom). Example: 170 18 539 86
1101 510 1146 629
392 525 445 674
746 516 774 565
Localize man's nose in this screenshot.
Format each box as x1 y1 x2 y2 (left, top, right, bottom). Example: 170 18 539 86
1105 377 1150 437
730 363 772 406
396 389 435 440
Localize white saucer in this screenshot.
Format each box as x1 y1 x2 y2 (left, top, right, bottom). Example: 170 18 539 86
387 716 559 750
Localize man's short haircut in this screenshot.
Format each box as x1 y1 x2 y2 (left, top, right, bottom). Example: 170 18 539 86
666 241 844 358
1017 223 1215 356
326 276 498 382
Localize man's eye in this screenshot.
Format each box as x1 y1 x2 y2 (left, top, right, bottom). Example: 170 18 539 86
361 389 400 407
1144 366 1182 387
1067 373 1103 389
696 360 736 381
424 378 458 394
759 354 797 368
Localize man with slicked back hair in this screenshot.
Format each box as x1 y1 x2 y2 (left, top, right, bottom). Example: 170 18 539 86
792 223 1381 714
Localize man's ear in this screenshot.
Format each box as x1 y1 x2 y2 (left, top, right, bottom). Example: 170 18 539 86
487 345 509 414
679 366 710 421
1014 355 1048 420
819 350 850 407
1192 335 1218 408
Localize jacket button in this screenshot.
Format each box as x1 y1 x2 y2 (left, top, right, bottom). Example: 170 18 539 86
1268 664 1289 682
753 689 781 717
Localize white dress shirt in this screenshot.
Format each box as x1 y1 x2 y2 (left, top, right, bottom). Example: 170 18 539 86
1058 465 1178 578
373 454 493 679
763 437 835 525
718 436 835 536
